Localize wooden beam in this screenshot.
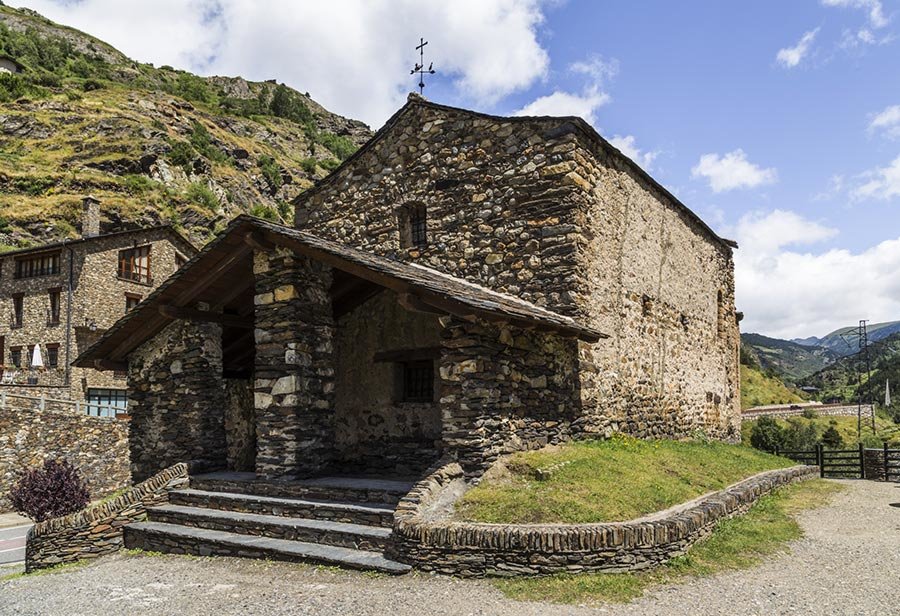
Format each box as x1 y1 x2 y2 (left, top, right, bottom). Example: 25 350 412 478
373 347 441 363
159 304 252 328
244 230 276 252
93 358 127 372
397 293 447 316
171 243 252 306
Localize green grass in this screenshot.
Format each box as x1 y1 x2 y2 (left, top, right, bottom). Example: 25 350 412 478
741 364 805 410
456 436 794 524
494 479 843 605
1 559 88 582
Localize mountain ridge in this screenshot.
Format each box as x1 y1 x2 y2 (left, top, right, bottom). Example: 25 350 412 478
0 4 372 248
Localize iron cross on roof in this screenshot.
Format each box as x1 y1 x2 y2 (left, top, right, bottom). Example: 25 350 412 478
410 37 436 95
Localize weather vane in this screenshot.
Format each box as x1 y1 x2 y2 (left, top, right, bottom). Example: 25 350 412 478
410 37 436 95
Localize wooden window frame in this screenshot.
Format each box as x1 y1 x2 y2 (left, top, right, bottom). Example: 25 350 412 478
125 292 142 312
117 245 153 285
9 346 21 368
48 287 62 325
45 343 60 369
13 251 61 280
11 293 23 328
398 203 428 249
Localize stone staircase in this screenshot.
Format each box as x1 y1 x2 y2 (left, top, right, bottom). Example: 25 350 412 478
123 472 413 574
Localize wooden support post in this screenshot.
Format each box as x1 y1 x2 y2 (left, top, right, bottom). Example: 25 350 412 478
885 442 890 483
817 443 824 478
859 442 866 480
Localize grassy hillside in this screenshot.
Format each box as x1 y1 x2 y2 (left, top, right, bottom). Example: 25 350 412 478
741 332 837 381
793 320 900 356
0 5 371 248
740 364 805 410
455 436 793 524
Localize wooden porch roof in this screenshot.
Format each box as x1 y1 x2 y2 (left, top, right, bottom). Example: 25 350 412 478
74 216 606 370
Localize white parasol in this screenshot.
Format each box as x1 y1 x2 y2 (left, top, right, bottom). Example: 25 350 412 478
31 344 43 369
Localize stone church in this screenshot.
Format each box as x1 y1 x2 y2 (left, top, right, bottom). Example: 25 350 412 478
76 94 741 484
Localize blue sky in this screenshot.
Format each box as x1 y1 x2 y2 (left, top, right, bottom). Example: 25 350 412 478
14 0 900 338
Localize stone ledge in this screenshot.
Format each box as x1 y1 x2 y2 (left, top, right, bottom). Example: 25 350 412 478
390 460 818 577
25 463 188 572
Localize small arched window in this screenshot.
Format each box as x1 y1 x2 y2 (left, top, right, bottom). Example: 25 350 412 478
399 203 428 249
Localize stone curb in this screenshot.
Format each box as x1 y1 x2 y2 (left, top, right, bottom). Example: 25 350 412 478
391 462 819 577
25 463 188 572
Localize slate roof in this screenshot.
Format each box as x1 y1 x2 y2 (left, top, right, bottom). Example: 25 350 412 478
74 216 606 367
0 225 197 259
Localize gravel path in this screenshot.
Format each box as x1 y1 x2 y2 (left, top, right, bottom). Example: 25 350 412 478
2 479 897 616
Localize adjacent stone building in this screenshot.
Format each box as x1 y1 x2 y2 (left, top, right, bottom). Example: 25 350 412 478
77 95 741 483
0 197 196 410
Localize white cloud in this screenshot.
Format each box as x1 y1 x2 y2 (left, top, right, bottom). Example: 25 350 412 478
691 149 777 193
851 155 900 200
607 135 659 171
821 0 889 29
869 105 900 139
776 28 820 68
732 210 900 339
813 174 845 201
514 55 617 126
14 0 552 128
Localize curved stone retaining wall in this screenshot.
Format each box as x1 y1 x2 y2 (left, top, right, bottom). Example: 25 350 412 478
25 463 188 572
391 461 818 577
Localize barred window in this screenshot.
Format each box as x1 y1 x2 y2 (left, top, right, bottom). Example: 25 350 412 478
46 344 59 368
401 360 434 403
48 288 61 325
399 203 428 249
118 245 152 284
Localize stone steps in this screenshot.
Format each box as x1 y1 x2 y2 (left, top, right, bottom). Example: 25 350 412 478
189 472 414 505
146 504 392 550
124 522 411 574
168 488 395 528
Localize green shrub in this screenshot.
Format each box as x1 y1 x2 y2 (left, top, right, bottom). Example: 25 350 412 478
801 408 818 419
11 175 55 196
122 174 156 194
749 416 784 453
167 140 195 170
319 158 341 172
189 121 226 163
81 78 103 91
184 182 218 211
0 73 28 101
782 417 819 451
249 204 279 221
316 132 357 161
276 200 293 221
170 72 214 104
820 422 844 448
269 83 313 126
299 157 318 174
257 155 283 190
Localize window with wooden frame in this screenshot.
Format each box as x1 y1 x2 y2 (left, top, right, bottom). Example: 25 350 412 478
11 293 23 328
9 346 21 368
398 203 428 249
48 287 61 325
45 343 60 369
118 245 152 284
400 360 434 403
14 251 60 279
125 292 142 312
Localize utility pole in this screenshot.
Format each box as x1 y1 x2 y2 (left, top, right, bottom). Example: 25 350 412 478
859 320 875 432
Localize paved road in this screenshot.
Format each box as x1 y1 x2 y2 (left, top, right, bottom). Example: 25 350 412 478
0 480 897 615
0 524 30 565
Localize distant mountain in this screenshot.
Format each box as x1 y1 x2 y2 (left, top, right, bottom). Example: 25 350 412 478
793 321 900 357
741 332 839 382
798 331 900 405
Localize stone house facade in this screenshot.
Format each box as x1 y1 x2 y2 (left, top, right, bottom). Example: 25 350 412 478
77 96 741 483
0 197 196 410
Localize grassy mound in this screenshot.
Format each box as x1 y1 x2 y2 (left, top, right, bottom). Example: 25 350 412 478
455 436 794 524
494 479 843 605
741 364 805 409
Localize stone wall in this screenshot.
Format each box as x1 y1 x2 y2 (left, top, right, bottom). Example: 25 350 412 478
0 405 129 512
0 227 195 404
25 463 187 572
390 461 817 576
333 290 442 475
743 404 874 420
438 318 581 478
253 249 335 478
295 97 741 450
224 379 254 472
127 320 226 482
